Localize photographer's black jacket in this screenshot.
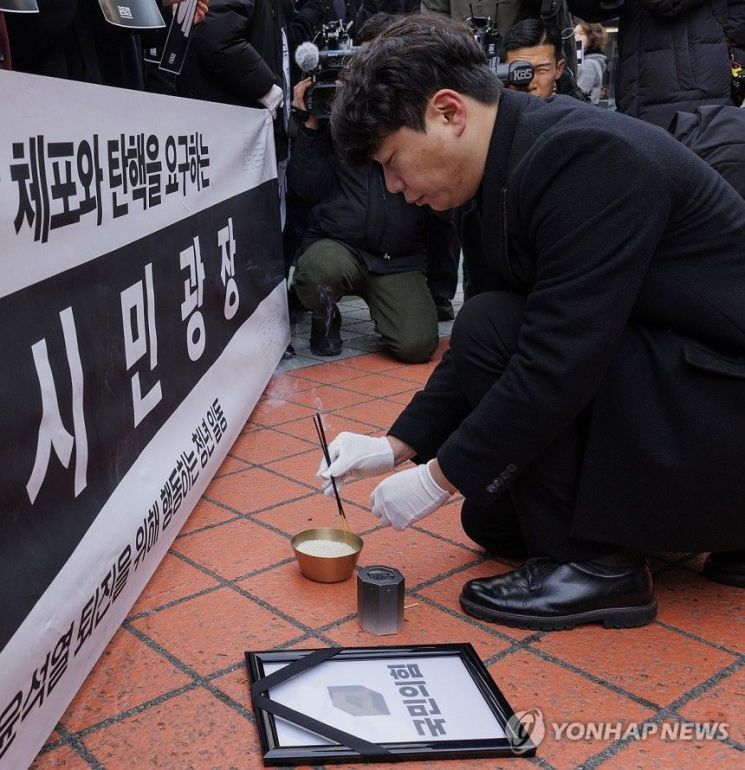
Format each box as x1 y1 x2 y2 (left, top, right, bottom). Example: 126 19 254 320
390 90 745 553
287 123 428 274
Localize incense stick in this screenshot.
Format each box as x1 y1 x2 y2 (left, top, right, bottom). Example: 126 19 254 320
313 412 351 538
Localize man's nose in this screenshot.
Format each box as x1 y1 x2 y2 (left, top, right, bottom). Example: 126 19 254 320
383 166 405 194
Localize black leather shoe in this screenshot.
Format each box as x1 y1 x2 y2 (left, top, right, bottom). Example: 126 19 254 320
459 556 657 631
703 551 745 587
310 306 342 356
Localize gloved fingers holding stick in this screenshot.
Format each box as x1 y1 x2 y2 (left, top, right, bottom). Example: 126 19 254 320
317 431 415 494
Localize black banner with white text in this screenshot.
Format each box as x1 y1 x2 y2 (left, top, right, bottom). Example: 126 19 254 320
0 70 289 767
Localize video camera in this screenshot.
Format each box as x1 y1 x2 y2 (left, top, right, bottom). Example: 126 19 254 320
466 15 535 89
295 20 360 120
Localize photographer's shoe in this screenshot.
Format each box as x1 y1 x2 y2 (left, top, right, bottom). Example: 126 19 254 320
310 306 342 356
459 555 656 631
703 551 745 587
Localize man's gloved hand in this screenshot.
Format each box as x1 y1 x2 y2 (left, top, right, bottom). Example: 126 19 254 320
370 461 452 531
317 432 394 494
259 84 284 118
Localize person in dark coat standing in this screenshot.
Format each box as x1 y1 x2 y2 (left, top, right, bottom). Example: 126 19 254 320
320 13 745 631
179 0 327 163
6 0 210 89
569 0 745 128
178 0 327 311
4 0 101 82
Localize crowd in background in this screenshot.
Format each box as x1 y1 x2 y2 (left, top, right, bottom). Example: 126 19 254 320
2 0 744 360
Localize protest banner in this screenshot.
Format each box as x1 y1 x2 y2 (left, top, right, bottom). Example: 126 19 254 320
0 70 288 767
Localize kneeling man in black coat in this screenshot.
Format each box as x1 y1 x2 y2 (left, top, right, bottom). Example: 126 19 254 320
318 13 745 631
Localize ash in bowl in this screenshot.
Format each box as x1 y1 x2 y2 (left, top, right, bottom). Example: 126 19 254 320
295 539 358 558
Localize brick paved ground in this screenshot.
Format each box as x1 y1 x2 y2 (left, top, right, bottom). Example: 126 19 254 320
32 295 745 770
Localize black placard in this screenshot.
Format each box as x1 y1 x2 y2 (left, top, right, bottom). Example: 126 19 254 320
97 0 164 29
0 0 38 12
159 0 196 75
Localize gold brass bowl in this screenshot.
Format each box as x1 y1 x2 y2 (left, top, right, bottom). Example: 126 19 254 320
291 527 363 583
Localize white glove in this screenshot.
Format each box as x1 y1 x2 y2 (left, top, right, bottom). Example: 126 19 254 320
370 461 452 531
259 84 284 119
317 432 394 494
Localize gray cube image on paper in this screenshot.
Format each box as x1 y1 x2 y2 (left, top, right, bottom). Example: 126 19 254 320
327 685 390 716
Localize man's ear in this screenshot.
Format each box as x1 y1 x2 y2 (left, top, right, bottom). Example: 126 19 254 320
556 59 566 78
429 89 468 135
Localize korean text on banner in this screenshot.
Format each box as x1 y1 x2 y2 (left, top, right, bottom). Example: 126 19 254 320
0 70 289 768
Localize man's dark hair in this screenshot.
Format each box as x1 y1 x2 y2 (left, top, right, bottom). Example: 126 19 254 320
330 12 501 166
503 18 563 62
356 12 395 44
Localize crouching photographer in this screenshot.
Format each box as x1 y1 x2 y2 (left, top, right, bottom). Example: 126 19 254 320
287 76 439 361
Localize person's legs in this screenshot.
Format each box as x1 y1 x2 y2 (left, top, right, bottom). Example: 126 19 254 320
460 497 527 558
363 270 439 363
449 291 609 562
293 239 366 356
447 291 655 630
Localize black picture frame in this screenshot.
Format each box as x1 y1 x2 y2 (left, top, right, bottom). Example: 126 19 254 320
245 643 536 765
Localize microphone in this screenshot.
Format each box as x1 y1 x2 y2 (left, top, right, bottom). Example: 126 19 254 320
295 42 320 73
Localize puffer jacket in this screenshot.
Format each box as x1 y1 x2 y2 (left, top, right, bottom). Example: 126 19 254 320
179 0 326 159
287 124 428 274
570 0 745 127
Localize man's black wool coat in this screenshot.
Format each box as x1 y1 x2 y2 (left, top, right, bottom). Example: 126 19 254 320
390 89 745 553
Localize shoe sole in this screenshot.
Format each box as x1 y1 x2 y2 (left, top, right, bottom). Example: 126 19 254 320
309 346 342 357
459 594 657 631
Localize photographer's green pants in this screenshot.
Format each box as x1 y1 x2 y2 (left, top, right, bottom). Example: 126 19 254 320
294 238 439 364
